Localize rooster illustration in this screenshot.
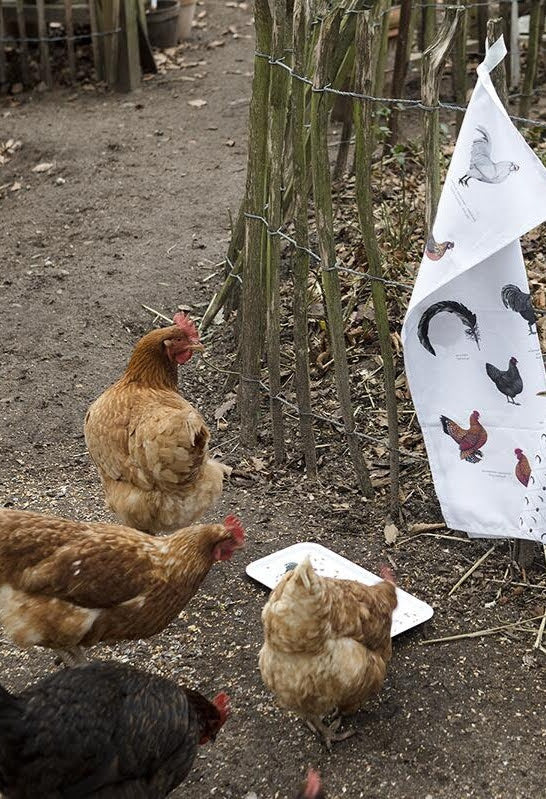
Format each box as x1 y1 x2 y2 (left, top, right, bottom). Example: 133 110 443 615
418 300 480 356
440 410 487 463
459 126 519 187
501 284 536 334
425 234 454 261
515 449 532 487
485 357 523 404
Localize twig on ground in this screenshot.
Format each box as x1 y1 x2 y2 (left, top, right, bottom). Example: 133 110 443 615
408 522 447 533
448 545 496 597
421 614 546 645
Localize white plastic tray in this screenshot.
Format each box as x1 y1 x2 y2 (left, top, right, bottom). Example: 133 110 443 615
246 542 434 637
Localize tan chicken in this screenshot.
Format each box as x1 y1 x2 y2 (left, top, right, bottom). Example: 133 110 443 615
84 313 228 534
259 557 397 749
0 509 244 664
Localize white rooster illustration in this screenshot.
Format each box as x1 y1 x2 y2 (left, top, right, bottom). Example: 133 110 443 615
459 126 519 187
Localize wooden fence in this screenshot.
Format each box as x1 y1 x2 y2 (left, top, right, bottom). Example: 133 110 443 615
200 0 546 536
0 0 151 91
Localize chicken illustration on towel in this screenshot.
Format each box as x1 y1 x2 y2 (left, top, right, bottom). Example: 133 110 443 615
440 410 488 463
459 126 519 186
515 448 532 487
425 233 454 261
501 284 537 334
417 300 480 356
485 356 523 404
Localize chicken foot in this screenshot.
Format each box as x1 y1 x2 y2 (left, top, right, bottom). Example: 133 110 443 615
54 647 88 667
306 715 356 750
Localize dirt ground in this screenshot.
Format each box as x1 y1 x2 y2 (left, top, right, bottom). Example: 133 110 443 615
1 3 546 798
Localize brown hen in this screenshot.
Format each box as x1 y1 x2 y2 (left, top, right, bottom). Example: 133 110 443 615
84 313 228 534
259 557 397 749
0 509 244 664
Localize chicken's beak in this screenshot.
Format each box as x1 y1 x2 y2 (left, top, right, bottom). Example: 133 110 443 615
188 342 205 353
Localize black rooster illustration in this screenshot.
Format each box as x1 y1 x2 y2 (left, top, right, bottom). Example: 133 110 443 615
501 284 536 334
425 234 454 261
417 300 480 356
459 126 519 187
485 356 523 404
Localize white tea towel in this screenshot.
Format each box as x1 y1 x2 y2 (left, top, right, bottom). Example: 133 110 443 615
401 36 546 541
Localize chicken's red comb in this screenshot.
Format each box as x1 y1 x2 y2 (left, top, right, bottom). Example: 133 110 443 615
379 563 396 584
212 692 231 724
173 312 200 341
304 769 322 798
223 515 245 546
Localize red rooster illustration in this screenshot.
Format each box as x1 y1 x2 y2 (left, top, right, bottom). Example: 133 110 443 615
440 410 487 463
514 448 532 487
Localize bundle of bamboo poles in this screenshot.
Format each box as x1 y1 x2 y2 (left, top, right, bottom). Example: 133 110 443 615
199 0 544 520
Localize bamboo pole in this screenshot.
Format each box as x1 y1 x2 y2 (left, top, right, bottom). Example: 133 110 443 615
310 8 374 498
15 0 29 86
107 0 121 87
477 1 489 57
0 0 6 92
88 0 104 81
292 0 318 480
486 16 539 572
373 0 392 97
451 0 468 134
265 0 290 465
36 0 52 88
239 0 273 447
519 0 544 118
423 1 436 50
64 0 76 82
510 0 520 89
353 7 400 516
421 6 462 234
388 0 413 146
499 0 512 86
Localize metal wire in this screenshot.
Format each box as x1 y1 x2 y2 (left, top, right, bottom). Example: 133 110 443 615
254 51 546 130
0 28 121 44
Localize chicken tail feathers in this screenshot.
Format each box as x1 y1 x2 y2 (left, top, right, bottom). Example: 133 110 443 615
475 125 489 142
485 362 501 382
418 300 480 356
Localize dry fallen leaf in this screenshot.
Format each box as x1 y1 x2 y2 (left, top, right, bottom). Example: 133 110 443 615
187 99 207 108
250 456 266 472
225 139 235 147
214 395 237 420
384 522 398 546
10 181 21 192
32 162 54 173
207 39 225 48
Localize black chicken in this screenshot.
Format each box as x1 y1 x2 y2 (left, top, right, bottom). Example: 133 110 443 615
0 661 229 798
485 356 523 404
501 284 536 334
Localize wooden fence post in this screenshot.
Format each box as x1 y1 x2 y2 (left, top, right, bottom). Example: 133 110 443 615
451 0 467 134
116 0 141 90
15 0 30 86
292 0 318 480
64 0 77 82
36 0 52 88
310 8 374 498
519 0 544 118
388 0 413 145
265 0 290 464
353 6 400 517
421 6 462 234
0 0 7 92
239 0 272 447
